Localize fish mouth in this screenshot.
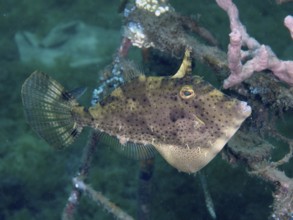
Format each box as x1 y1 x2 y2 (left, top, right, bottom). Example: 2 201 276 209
238 101 252 118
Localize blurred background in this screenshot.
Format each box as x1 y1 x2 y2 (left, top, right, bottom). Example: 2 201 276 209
0 0 292 219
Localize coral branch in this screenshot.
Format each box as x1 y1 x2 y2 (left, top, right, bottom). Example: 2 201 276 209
62 131 100 220
73 177 134 220
252 165 293 220
215 0 293 88
122 0 227 67
62 131 135 220
137 158 155 220
285 15 293 39
226 130 293 219
62 188 80 220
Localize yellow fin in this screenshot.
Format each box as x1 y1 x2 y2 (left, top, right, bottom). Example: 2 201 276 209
171 47 192 79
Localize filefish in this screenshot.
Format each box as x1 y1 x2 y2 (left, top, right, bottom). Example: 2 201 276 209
21 49 251 173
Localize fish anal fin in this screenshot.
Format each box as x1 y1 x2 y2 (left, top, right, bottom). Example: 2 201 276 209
100 133 156 160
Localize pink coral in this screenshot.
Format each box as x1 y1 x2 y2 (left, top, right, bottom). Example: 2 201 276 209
216 0 293 88
284 15 293 39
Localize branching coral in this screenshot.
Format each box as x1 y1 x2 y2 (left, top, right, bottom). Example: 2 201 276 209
216 0 293 88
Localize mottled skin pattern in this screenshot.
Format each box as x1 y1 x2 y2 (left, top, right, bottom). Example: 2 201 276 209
76 74 251 173
22 50 251 173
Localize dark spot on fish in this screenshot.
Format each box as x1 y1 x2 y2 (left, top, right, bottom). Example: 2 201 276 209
169 108 186 122
171 96 178 101
103 95 121 107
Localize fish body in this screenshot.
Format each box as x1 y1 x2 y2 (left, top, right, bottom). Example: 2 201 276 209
21 50 251 173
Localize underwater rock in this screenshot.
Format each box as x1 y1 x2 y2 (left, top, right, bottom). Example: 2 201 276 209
15 21 120 68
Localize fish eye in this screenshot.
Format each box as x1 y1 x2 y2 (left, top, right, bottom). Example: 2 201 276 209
179 86 195 99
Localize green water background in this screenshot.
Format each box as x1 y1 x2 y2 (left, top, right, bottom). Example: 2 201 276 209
0 0 292 219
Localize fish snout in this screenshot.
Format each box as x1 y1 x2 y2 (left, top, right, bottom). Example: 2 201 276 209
238 101 252 118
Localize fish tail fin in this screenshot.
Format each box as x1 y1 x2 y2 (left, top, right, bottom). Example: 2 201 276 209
21 71 83 149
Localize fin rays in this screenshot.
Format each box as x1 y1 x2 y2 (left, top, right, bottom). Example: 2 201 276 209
21 71 82 149
100 133 156 160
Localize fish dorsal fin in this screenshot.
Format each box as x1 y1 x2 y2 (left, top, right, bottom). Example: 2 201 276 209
171 47 192 79
100 132 156 160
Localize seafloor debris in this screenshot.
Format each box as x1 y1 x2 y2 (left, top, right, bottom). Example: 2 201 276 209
15 21 119 67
